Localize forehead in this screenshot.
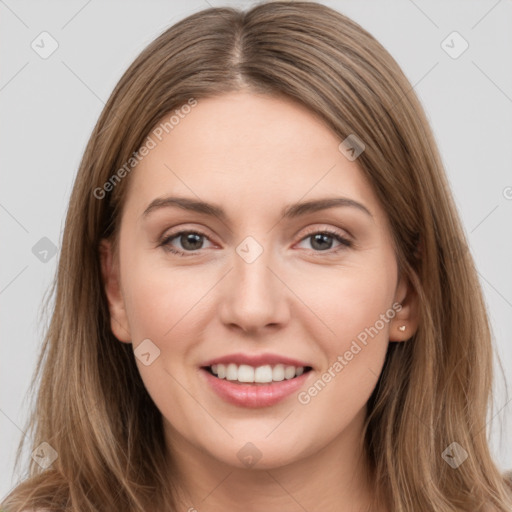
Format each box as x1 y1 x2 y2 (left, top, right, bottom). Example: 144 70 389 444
122 91 379 221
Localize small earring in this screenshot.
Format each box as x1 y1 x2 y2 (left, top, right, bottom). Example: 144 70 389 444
398 325 406 332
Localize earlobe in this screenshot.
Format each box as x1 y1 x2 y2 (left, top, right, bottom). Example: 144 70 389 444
389 273 420 342
99 238 132 343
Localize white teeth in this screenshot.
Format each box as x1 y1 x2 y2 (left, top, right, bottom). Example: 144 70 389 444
216 364 226 379
272 364 285 381
237 364 254 382
284 366 296 380
254 365 273 383
226 363 238 381
209 363 307 383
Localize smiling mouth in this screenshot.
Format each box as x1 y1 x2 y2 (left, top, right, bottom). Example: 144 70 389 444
202 363 313 385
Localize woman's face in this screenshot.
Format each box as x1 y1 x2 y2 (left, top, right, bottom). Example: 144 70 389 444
101 91 415 470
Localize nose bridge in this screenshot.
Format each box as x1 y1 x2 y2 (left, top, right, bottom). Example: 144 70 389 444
219 235 288 331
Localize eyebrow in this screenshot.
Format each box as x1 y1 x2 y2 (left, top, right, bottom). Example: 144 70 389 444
141 195 373 221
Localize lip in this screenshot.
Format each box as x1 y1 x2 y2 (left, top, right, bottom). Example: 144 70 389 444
200 367 312 408
201 352 311 368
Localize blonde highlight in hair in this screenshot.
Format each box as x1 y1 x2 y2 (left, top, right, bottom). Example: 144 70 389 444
3 2 511 511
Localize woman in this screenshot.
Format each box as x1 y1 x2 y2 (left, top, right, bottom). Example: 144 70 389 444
3 2 511 511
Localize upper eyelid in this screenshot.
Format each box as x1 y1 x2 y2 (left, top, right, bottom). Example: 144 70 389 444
161 225 349 239
161 226 351 248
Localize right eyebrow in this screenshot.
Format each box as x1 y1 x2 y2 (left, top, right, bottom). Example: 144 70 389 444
142 196 226 220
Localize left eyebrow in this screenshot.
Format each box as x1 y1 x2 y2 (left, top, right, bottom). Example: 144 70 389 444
141 195 373 221
282 197 373 219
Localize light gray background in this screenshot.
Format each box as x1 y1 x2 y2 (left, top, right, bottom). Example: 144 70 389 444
1 0 511 500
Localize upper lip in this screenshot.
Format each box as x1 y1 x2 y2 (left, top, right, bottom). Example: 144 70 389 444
201 353 312 368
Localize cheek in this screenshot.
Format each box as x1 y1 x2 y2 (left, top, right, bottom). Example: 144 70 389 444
121 259 215 392
298 256 395 405
121 263 209 419
304 262 396 351
122 259 209 343
296 273 393 419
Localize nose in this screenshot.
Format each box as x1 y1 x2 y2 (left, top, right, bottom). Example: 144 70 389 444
218 244 290 334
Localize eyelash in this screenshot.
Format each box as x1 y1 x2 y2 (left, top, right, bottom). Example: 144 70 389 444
159 227 352 257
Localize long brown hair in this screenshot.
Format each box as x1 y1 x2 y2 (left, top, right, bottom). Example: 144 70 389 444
3 2 511 511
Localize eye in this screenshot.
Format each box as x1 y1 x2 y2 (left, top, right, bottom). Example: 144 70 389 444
159 227 352 257
159 230 213 256
296 228 352 253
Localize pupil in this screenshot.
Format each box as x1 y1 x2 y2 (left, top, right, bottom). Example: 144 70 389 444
182 233 203 250
311 233 332 251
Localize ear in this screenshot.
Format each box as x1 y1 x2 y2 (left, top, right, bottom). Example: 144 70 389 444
99 238 132 343
389 272 419 342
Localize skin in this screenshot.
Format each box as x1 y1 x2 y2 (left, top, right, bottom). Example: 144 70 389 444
100 90 418 512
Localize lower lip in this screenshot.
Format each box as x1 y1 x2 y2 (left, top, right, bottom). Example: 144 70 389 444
200 368 311 408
